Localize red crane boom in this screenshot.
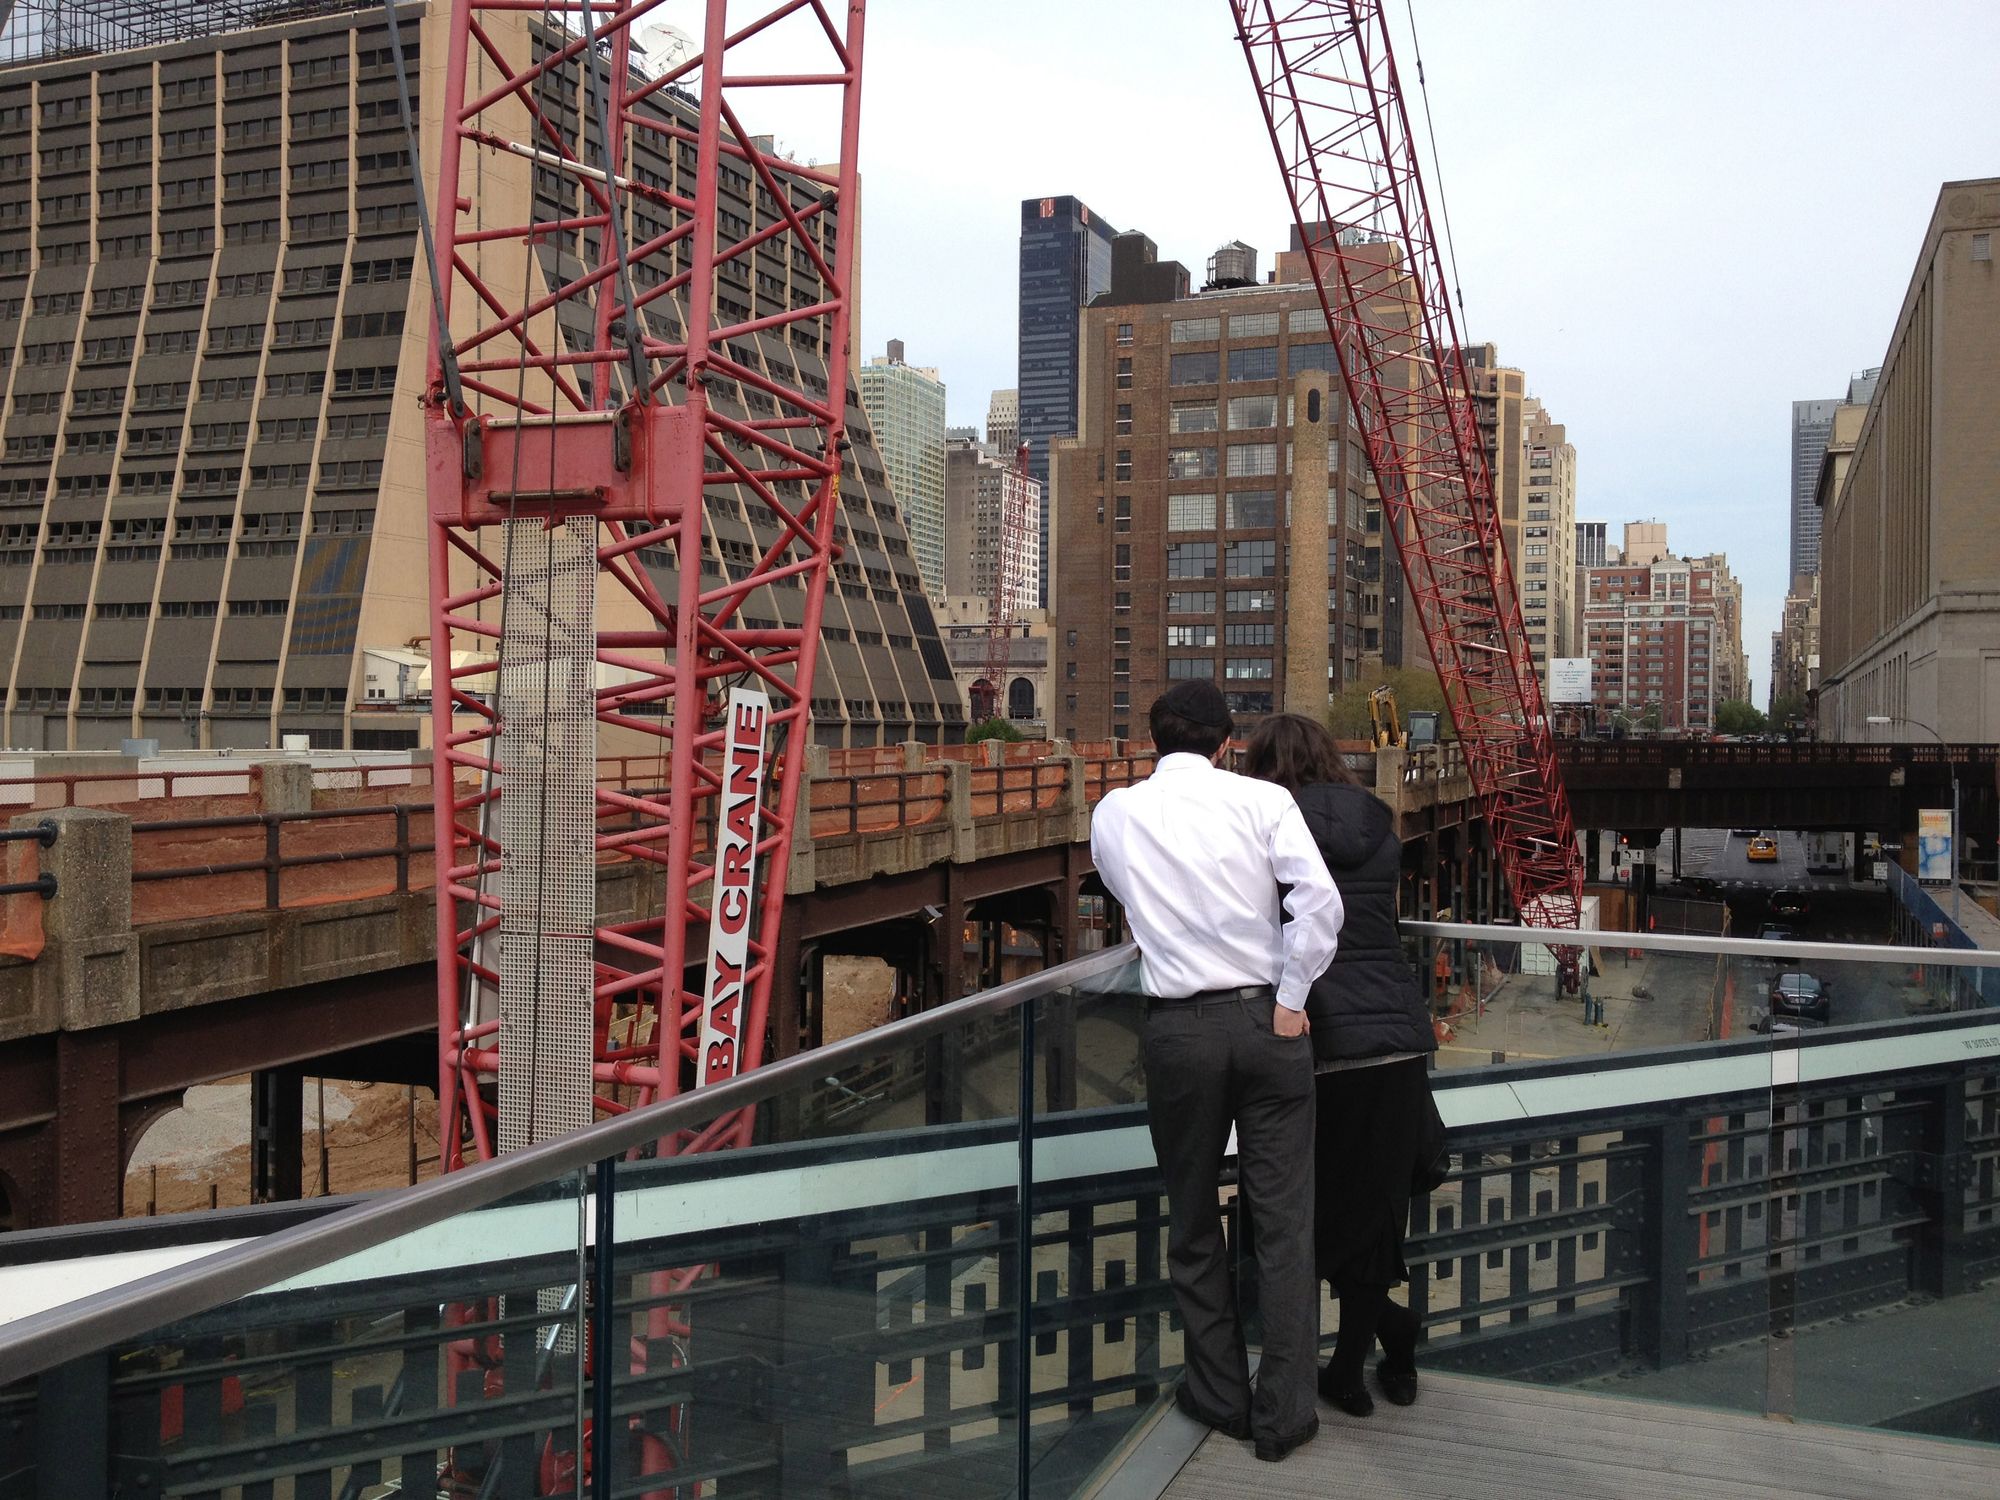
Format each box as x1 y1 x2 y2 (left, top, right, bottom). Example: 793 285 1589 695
1230 0 1584 937
421 0 867 1162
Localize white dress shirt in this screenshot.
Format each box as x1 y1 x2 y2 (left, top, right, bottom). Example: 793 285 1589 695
1090 753 1344 1012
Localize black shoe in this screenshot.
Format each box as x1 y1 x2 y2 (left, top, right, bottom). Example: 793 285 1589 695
1254 1414 1319 1463
1375 1360 1418 1407
1173 1383 1250 1441
1317 1362 1374 1417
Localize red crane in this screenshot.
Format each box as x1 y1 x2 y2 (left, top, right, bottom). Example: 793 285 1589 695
1231 0 1584 942
974 441 1035 724
419 0 867 1163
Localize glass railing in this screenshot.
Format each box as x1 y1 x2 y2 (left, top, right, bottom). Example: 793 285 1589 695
0 927 1996 1496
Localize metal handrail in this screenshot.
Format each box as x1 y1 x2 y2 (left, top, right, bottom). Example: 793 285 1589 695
1404 920 2000 968
0 940 1141 1385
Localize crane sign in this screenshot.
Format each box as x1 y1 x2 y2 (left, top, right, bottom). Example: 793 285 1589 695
419 0 869 1163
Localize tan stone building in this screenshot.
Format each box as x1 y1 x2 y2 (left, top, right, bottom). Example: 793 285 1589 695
1818 179 2000 742
1685 552 1748 706
1521 399 1578 669
1770 574 1820 719
1051 233 1380 741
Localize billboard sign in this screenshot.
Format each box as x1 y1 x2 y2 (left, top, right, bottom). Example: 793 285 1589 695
1549 657 1592 704
698 686 771 1085
1917 808 1953 884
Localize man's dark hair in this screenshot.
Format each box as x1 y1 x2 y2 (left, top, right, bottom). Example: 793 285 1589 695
1242 713 1359 793
1149 684 1234 759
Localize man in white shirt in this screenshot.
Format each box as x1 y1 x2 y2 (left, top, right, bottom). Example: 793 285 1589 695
1091 680 1343 1462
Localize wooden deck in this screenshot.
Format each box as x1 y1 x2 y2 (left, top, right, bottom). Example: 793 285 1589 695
1116 1372 1998 1500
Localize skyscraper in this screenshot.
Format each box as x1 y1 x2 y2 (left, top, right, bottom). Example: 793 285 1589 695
1017 196 1116 605
985 388 1018 452
1789 397 1839 579
858 339 948 601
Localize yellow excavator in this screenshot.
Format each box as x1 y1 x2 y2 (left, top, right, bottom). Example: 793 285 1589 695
1368 685 1405 749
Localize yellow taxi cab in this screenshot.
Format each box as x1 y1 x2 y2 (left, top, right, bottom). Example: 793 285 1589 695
1747 836 1778 862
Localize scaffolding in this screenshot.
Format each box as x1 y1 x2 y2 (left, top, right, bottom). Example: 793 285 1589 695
0 0 373 67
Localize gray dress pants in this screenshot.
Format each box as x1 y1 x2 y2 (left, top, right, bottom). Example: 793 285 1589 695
1142 991 1318 1442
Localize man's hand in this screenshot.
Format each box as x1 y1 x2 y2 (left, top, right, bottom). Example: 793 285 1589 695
1273 1005 1310 1040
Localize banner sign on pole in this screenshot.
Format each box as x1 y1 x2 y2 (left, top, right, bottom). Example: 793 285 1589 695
1917 807 1953 884
699 686 770 1085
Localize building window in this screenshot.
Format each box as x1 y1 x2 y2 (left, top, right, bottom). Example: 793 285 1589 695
1114 496 1131 530
1227 346 1279 382
1227 394 1279 430
1225 540 1277 578
1116 404 1132 435
1167 493 1217 531
1167 658 1214 679
1167 591 1216 614
1226 491 1277 530
1115 449 1133 481
1114 543 1132 581
1166 542 1218 579
1168 625 1217 647
1066 630 1077 648
1170 401 1219 434
1117 357 1133 390
1225 623 1275 646
1171 316 1220 343
1225 657 1274 680
1167 447 1219 480
1287 341 1336 376
1117 322 1134 344
1225 443 1278 478
1225 589 1276 612
1170 351 1219 385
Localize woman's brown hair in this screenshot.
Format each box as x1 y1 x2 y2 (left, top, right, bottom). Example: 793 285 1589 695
1242 713 1359 794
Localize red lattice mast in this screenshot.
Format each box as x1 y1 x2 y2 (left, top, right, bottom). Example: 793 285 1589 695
1230 0 1583 931
423 0 867 1163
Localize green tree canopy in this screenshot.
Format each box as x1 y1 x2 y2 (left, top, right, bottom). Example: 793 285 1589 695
1768 693 1808 728
1325 667 1452 743
1714 699 1769 735
966 717 1026 744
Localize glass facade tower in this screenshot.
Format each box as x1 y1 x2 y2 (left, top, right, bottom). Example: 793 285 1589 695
1018 196 1116 605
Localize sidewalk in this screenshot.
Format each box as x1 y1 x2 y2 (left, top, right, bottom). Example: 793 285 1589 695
1435 945 1719 1068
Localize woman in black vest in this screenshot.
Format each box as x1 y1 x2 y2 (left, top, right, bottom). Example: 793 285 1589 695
1245 713 1438 1416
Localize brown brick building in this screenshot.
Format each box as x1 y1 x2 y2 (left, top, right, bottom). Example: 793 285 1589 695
1581 547 1723 736
1050 233 1387 742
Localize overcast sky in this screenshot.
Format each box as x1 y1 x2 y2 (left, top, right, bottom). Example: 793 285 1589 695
827 0 2000 707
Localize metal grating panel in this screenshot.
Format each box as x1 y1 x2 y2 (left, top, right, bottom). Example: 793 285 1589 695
496 517 597 1153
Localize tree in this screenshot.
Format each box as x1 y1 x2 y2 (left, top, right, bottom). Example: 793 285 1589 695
1769 693 1808 728
966 717 1026 744
1325 666 1451 743
1714 700 1768 735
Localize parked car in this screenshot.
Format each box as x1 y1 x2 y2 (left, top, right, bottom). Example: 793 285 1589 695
1747 836 1779 862
1770 889 1810 919
1769 970 1831 1022
1757 923 1795 945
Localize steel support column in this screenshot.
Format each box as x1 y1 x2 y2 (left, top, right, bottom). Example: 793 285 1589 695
250 1067 304 1205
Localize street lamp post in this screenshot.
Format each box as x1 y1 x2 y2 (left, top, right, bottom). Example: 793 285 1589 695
1868 713 1960 930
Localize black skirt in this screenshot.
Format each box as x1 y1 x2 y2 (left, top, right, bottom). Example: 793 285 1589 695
1314 1055 1431 1289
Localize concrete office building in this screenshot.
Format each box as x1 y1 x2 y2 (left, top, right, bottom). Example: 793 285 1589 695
1574 519 1610 659
1521 399 1577 669
985 388 1017 453
1686 552 1749 707
1771 574 1820 718
0 1 964 750
1819 180 2000 742
1017 195 1116 606
1789 368 1880 582
1790 398 1839 581
1050 232 1380 742
858 338 948 602
942 434 1040 614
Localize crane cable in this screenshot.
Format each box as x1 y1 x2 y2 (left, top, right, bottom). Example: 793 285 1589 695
1401 0 1467 328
